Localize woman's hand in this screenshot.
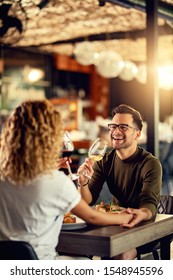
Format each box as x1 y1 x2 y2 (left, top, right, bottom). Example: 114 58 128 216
57 157 72 169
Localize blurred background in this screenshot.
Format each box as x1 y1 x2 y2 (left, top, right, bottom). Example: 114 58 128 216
0 0 173 193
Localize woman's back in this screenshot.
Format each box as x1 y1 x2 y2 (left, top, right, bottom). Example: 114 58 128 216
0 170 80 259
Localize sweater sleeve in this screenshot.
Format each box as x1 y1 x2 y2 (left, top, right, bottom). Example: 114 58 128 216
139 156 162 216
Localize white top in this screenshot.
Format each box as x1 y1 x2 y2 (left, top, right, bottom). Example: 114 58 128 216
0 170 81 259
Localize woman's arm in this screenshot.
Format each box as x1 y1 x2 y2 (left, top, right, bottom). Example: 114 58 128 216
71 198 133 226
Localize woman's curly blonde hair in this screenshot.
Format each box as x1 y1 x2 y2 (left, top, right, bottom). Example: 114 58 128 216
0 99 63 186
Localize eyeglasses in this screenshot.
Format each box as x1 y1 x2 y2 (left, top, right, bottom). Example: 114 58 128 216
108 123 138 132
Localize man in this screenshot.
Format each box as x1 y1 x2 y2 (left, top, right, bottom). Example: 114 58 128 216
77 104 162 260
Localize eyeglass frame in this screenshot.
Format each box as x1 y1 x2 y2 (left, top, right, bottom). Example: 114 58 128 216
108 123 139 132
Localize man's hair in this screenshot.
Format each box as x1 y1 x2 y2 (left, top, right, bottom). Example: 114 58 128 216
112 104 143 131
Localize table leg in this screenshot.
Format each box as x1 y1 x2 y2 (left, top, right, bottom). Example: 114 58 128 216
160 235 171 260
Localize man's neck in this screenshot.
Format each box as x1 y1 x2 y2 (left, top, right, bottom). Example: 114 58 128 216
116 145 137 160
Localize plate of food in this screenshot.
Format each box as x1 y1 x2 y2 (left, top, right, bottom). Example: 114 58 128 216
62 212 87 230
94 201 125 213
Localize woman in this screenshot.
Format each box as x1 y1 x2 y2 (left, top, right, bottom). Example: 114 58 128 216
0 99 133 260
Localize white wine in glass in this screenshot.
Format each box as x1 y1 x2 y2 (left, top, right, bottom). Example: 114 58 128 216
76 138 108 180
88 138 108 162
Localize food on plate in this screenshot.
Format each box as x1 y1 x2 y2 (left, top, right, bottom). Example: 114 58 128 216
95 201 109 212
94 201 124 213
63 212 76 223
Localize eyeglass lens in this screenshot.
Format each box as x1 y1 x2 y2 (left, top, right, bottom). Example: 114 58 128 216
108 124 128 132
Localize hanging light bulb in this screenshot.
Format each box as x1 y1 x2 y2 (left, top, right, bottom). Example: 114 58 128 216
73 42 97 66
119 60 138 81
158 64 173 90
23 66 44 83
96 50 124 78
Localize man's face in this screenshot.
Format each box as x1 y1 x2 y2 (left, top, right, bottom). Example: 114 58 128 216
109 113 140 150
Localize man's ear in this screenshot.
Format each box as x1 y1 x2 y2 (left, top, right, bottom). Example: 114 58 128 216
135 130 141 140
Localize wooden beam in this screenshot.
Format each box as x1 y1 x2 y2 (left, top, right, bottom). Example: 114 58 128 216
145 0 159 157
51 24 172 46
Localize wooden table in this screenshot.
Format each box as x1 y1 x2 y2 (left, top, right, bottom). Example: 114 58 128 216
57 214 173 259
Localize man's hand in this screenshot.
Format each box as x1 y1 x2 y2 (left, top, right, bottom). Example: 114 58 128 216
77 158 94 185
121 207 152 228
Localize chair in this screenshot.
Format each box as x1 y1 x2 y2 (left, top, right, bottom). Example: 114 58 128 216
137 195 173 260
0 240 38 260
160 142 173 195
94 182 112 205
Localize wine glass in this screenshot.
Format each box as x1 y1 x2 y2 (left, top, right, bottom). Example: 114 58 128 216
77 138 108 179
62 131 77 182
62 131 74 158
88 138 108 162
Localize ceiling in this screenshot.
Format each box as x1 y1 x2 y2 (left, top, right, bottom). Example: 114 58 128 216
0 0 173 63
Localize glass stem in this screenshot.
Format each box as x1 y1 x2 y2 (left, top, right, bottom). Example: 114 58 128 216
66 160 72 176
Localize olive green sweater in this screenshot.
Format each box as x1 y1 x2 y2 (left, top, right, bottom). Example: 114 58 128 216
89 147 162 217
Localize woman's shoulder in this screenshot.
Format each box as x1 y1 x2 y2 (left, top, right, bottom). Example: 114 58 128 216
35 169 74 188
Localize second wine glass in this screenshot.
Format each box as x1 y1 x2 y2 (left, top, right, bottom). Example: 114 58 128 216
62 131 74 158
62 131 78 182
88 138 108 162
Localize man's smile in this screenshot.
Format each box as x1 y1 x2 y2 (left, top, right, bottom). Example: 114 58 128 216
112 135 124 141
